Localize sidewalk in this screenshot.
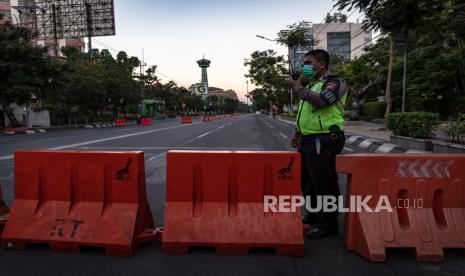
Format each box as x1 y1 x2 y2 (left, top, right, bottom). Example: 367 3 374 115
343 121 391 141
278 116 391 141
276 116 423 154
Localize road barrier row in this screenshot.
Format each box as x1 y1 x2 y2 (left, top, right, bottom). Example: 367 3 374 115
181 116 193 124
1 151 464 261
1 150 303 257
203 113 245 123
141 117 153 126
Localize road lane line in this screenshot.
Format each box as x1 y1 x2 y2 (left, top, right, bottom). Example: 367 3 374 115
48 122 201 150
279 132 288 139
147 153 164 162
197 131 212 138
74 146 262 150
0 122 201 161
218 125 225 129
0 155 13 161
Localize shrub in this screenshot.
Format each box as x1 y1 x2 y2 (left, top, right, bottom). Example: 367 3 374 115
386 112 440 138
361 101 386 117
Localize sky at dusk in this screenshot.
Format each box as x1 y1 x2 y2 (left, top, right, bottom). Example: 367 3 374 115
94 0 362 101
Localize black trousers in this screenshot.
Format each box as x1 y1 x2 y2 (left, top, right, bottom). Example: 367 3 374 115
298 132 345 229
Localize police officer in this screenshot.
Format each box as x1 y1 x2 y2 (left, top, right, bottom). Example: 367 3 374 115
289 49 347 239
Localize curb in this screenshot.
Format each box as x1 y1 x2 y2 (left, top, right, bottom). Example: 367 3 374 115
85 121 137 128
275 117 425 154
2 121 139 134
2 128 47 135
344 134 425 154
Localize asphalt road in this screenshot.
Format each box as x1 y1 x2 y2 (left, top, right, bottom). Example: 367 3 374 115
0 114 464 276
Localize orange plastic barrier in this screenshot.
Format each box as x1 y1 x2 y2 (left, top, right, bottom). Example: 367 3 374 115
181 116 192 124
162 151 304 256
115 118 127 127
141 117 152 126
1 150 154 256
337 154 465 262
203 116 210 123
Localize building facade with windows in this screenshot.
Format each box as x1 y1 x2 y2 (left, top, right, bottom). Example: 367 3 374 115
313 22 372 60
290 13 372 62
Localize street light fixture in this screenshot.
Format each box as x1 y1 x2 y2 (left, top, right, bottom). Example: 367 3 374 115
255 35 277 42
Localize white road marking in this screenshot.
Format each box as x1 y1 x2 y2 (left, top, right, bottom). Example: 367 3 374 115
358 139 375 149
376 144 396 153
279 132 288 139
147 153 164 162
0 122 202 161
346 136 362 144
197 131 212 138
0 155 13 161
74 146 262 150
218 125 225 129
343 147 354 152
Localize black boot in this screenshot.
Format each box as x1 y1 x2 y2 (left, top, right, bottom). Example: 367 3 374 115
306 224 339 239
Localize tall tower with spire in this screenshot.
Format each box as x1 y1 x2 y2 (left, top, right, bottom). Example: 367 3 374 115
197 55 211 88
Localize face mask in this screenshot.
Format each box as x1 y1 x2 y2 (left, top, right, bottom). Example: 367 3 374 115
302 64 316 78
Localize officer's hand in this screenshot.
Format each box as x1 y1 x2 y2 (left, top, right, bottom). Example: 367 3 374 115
289 76 301 91
291 132 300 148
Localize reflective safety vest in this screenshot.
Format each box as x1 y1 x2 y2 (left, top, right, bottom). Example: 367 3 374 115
296 79 347 135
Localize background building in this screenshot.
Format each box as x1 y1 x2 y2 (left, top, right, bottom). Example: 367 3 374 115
289 13 372 67
208 87 238 102
313 12 372 60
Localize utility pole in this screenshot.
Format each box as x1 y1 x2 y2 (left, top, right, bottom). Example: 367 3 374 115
384 38 394 121
140 47 147 76
401 41 408 112
85 2 92 57
51 3 59 57
288 46 294 115
246 80 249 106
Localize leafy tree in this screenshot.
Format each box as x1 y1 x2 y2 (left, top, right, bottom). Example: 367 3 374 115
0 21 58 127
224 98 239 113
276 21 313 47
244 50 289 108
339 38 389 119
249 89 269 111
335 0 465 119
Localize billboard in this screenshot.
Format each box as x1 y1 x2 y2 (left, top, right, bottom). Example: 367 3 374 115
35 0 115 40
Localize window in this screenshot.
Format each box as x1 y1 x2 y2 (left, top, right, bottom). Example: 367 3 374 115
364 38 371 42
364 30 371 35
327 32 351 60
18 0 34 6
0 0 11 4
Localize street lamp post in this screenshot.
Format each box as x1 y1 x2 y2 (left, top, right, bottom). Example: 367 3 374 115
246 80 249 106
